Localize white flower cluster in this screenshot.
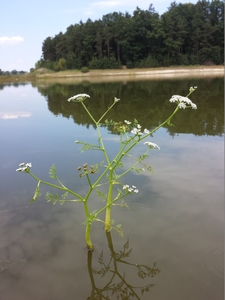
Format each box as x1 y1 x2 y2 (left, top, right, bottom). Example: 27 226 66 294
169 94 197 109
16 162 32 172
124 120 150 136
144 141 160 150
67 94 90 102
123 184 139 193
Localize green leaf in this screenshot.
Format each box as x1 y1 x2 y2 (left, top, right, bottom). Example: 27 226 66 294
90 210 98 220
45 192 59 205
105 119 115 125
115 188 122 197
133 118 139 126
115 224 123 237
58 192 68 205
146 166 153 173
30 180 41 203
98 251 104 265
75 140 102 152
45 192 52 202
81 143 100 153
120 200 129 209
141 285 154 295
61 192 68 200
49 164 57 179
52 194 59 205
124 239 129 250
133 167 145 174
96 189 107 201
116 160 123 168
45 191 68 205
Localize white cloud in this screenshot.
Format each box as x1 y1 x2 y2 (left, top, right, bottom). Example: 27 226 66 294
91 1 121 9
0 36 24 46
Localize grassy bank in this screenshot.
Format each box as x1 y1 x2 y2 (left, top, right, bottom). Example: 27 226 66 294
0 72 36 84
0 66 224 84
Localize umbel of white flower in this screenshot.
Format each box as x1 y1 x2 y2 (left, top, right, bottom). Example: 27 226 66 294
67 94 90 102
169 92 197 110
16 162 32 172
144 141 160 150
123 184 139 193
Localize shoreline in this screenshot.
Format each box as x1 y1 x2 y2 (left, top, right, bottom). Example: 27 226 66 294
39 66 225 77
0 66 224 84
37 66 224 83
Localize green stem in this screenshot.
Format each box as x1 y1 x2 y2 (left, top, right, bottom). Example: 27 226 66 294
97 100 118 124
62 199 84 203
97 125 110 166
81 101 97 124
86 173 92 188
105 172 113 231
83 201 94 250
85 222 93 251
28 172 84 201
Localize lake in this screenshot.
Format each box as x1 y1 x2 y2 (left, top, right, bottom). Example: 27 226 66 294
0 76 224 300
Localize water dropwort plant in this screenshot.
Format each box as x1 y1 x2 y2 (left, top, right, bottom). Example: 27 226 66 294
16 87 197 250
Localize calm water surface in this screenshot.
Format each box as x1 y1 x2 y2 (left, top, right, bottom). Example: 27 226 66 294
0 78 224 300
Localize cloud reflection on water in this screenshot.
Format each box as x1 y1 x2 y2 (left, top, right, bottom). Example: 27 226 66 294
0 111 32 119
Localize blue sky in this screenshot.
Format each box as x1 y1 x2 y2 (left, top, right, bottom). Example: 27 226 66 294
0 0 198 72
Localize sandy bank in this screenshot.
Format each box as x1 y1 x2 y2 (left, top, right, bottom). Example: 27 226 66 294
36 66 224 83
0 66 224 84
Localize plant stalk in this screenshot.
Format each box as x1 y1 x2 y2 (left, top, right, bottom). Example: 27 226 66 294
83 201 94 250
105 172 113 231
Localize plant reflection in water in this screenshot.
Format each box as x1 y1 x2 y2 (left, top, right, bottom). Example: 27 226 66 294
87 232 160 299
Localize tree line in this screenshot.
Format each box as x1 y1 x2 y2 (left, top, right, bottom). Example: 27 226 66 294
36 0 224 71
0 69 27 76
